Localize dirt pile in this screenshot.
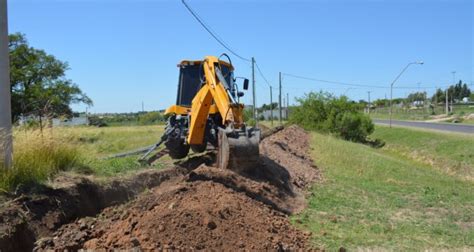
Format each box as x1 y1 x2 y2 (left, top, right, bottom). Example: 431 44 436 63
1 125 321 251
261 124 321 189
41 180 310 250
0 169 186 252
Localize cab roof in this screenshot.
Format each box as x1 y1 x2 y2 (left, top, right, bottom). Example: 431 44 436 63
178 59 234 70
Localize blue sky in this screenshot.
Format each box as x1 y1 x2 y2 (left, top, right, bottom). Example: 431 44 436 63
8 0 473 113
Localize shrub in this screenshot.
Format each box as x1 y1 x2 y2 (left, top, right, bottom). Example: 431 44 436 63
247 118 256 127
243 108 253 122
88 116 108 127
0 129 84 192
289 91 374 142
138 111 164 125
337 112 374 142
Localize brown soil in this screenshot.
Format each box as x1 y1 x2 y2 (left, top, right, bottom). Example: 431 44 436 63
1 125 321 251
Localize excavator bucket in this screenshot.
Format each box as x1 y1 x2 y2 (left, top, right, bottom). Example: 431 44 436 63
217 128 260 173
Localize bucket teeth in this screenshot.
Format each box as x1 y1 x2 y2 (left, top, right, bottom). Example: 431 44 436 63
217 128 260 173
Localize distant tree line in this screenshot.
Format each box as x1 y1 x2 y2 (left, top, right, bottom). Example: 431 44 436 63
370 81 471 108
88 111 165 127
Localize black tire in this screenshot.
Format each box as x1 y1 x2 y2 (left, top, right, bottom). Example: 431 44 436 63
191 143 207 153
166 140 190 159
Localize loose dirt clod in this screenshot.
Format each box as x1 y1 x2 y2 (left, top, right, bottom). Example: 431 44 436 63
2 125 321 251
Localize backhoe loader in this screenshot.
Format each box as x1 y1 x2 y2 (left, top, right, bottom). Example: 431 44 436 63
162 54 260 172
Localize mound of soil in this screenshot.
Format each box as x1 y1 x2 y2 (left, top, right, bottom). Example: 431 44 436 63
0 169 187 252
1 125 321 251
43 180 309 251
261 124 321 189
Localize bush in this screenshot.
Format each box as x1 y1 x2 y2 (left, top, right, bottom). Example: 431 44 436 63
289 91 374 142
337 112 374 142
243 108 253 122
88 116 108 127
247 118 256 127
138 111 164 125
0 129 84 192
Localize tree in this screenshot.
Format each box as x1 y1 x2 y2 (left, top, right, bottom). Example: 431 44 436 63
373 99 389 107
431 88 445 104
446 81 471 102
9 33 92 124
407 91 427 105
461 83 471 98
259 102 278 112
431 81 471 104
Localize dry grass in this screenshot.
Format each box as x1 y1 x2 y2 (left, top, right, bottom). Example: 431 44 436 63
0 125 165 192
0 129 82 192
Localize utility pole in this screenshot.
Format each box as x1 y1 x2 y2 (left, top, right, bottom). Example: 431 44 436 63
0 0 12 169
286 93 289 120
445 89 449 115
282 97 285 121
367 91 371 114
251 57 257 125
279 72 282 125
451 71 456 114
141 101 144 112
270 86 273 126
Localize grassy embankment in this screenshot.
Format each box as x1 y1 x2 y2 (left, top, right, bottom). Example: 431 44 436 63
294 125 474 250
0 125 165 192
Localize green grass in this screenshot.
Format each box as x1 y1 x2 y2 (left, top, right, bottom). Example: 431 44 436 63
370 107 433 121
53 125 165 176
56 125 164 157
371 104 474 122
0 125 165 191
372 126 474 180
294 128 474 250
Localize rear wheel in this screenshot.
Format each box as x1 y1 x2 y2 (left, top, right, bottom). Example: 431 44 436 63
166 140 190 159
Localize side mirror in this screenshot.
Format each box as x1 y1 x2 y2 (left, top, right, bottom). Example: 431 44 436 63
243 79 249 90
237 91 244 97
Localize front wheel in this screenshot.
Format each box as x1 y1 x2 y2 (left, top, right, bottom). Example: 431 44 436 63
191 143 207 153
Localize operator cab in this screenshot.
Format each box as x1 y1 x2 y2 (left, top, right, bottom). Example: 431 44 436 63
175 60 239 107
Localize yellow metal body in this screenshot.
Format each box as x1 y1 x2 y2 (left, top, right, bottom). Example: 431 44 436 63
164 104 219 116
164 56 244 146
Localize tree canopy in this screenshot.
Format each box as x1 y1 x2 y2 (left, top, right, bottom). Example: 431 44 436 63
406 91 427 103
9 33 92 122
431 81 471 103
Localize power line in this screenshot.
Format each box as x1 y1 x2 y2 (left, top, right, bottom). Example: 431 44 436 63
283 73 388 89
254 60 272 88
283 73 462 90
181 0 251 62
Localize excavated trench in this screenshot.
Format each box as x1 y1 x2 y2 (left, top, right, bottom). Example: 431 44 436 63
0 125 321 251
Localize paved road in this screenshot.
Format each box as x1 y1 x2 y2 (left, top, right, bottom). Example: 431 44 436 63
373 119 474 134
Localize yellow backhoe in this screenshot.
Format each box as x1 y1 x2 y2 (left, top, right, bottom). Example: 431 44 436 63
161 54 260 172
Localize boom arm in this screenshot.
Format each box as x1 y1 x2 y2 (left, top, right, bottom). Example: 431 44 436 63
187 56 244 145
